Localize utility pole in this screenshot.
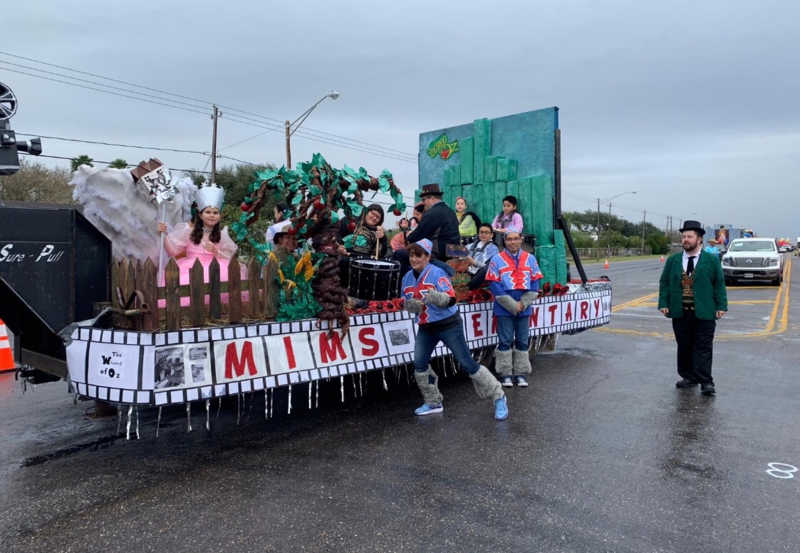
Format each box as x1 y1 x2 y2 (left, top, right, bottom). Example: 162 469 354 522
210 105 221 183
285 120 292 169
596 198 601 261
641 210 647 252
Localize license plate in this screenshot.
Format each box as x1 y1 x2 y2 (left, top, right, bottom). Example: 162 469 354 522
744 273 754 278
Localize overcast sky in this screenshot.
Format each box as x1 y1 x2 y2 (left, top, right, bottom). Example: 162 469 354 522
5 0 799 237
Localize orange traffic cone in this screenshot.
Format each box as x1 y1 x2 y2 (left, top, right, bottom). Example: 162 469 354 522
0 319 15 372
604 259 610 269
660 255 665 262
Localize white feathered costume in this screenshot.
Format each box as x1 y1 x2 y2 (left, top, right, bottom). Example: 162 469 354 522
70 165 197 263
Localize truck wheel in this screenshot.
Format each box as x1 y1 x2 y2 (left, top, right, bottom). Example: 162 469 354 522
772 274 781 286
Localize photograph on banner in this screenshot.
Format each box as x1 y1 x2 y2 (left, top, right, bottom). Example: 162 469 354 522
154 343 211 389
381 319 416 355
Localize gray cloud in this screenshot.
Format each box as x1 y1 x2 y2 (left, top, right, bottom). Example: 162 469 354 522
4 0 800 236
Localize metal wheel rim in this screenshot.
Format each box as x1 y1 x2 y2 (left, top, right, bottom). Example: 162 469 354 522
0 83 18 121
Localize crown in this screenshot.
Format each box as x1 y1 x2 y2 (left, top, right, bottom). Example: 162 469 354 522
195 183 226 212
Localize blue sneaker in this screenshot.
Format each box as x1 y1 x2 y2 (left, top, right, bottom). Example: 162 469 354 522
415 403 443 416
514 375 529 387
500 376 514 388
494 396 508 420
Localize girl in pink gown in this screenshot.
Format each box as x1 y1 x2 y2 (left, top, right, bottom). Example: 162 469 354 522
157 184 246 306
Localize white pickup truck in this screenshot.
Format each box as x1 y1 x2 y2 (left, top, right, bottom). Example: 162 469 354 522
721 238 784 286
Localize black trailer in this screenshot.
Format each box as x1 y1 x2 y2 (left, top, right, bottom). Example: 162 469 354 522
0 201 112 380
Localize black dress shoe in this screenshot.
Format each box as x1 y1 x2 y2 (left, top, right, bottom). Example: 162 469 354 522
701 384 716 395
676 379 698 388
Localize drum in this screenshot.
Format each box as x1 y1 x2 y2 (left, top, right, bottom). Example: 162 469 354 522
348 258 401 301
521 234 536 253
493 230 536 253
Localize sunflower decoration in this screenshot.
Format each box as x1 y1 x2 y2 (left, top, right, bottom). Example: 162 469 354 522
271 253 321 322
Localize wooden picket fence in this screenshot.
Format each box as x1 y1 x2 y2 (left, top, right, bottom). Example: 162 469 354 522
110 256 281 331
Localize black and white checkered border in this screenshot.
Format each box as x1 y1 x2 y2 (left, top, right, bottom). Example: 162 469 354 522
69 292 613 406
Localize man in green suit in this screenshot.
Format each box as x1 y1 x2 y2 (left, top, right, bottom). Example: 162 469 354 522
658 220 728 395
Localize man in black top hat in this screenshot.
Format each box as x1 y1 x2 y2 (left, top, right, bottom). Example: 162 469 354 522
658 220 728 395
404 184 460 260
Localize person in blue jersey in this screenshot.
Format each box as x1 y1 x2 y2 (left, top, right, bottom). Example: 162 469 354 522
402 239 508 420
485 226 544 387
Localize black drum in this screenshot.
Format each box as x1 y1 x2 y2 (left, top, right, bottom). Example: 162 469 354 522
348 258 401 301
522 233 536 253
493 230 536 253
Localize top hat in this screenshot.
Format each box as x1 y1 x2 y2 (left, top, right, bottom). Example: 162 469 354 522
679 220 705 236
419 183 444 198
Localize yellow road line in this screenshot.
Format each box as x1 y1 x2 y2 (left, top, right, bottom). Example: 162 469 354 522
598 259 792 339
727 286 779 290
635 300 775 307
612 291 659 313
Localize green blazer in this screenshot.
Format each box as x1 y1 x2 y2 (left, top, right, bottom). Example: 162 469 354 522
658 250 728 320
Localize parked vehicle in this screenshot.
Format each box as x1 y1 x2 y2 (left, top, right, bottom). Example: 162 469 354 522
721 238 784 286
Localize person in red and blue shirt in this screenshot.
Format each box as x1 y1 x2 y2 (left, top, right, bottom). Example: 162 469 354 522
485 226 544 388
402 239 508 420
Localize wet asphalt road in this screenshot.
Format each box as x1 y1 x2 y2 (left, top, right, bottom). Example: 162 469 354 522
1 256 799 552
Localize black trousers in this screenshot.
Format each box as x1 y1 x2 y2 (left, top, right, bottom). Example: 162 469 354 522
671 310 716 385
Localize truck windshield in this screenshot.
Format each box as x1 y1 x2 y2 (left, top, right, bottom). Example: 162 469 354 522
729 241 775 252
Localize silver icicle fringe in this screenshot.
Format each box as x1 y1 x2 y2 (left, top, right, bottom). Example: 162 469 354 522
340 376 345 402
308 382 312 409
126 405 133 440
217 398 222 419
117 409 123 437
382 369 388 391
156 407 162 438
288 385 292 414
135 407 140 440
269 388 273 419
186 403 192 433
206 399 210 431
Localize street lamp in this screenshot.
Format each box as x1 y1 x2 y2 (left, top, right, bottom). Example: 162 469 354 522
596 190 636 258
285 91 340 169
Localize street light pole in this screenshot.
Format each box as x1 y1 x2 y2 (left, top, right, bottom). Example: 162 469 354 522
597 190 637 257
285 91 340 169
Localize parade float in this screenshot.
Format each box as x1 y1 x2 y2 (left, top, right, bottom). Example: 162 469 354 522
0 104 612 435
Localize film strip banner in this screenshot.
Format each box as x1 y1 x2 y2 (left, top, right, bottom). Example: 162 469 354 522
66 288 612 406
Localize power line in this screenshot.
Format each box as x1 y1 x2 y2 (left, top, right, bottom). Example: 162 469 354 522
220 112 417 163
0 67 211 117
0 52 418 159
4 65 417 165
16 133 209 155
